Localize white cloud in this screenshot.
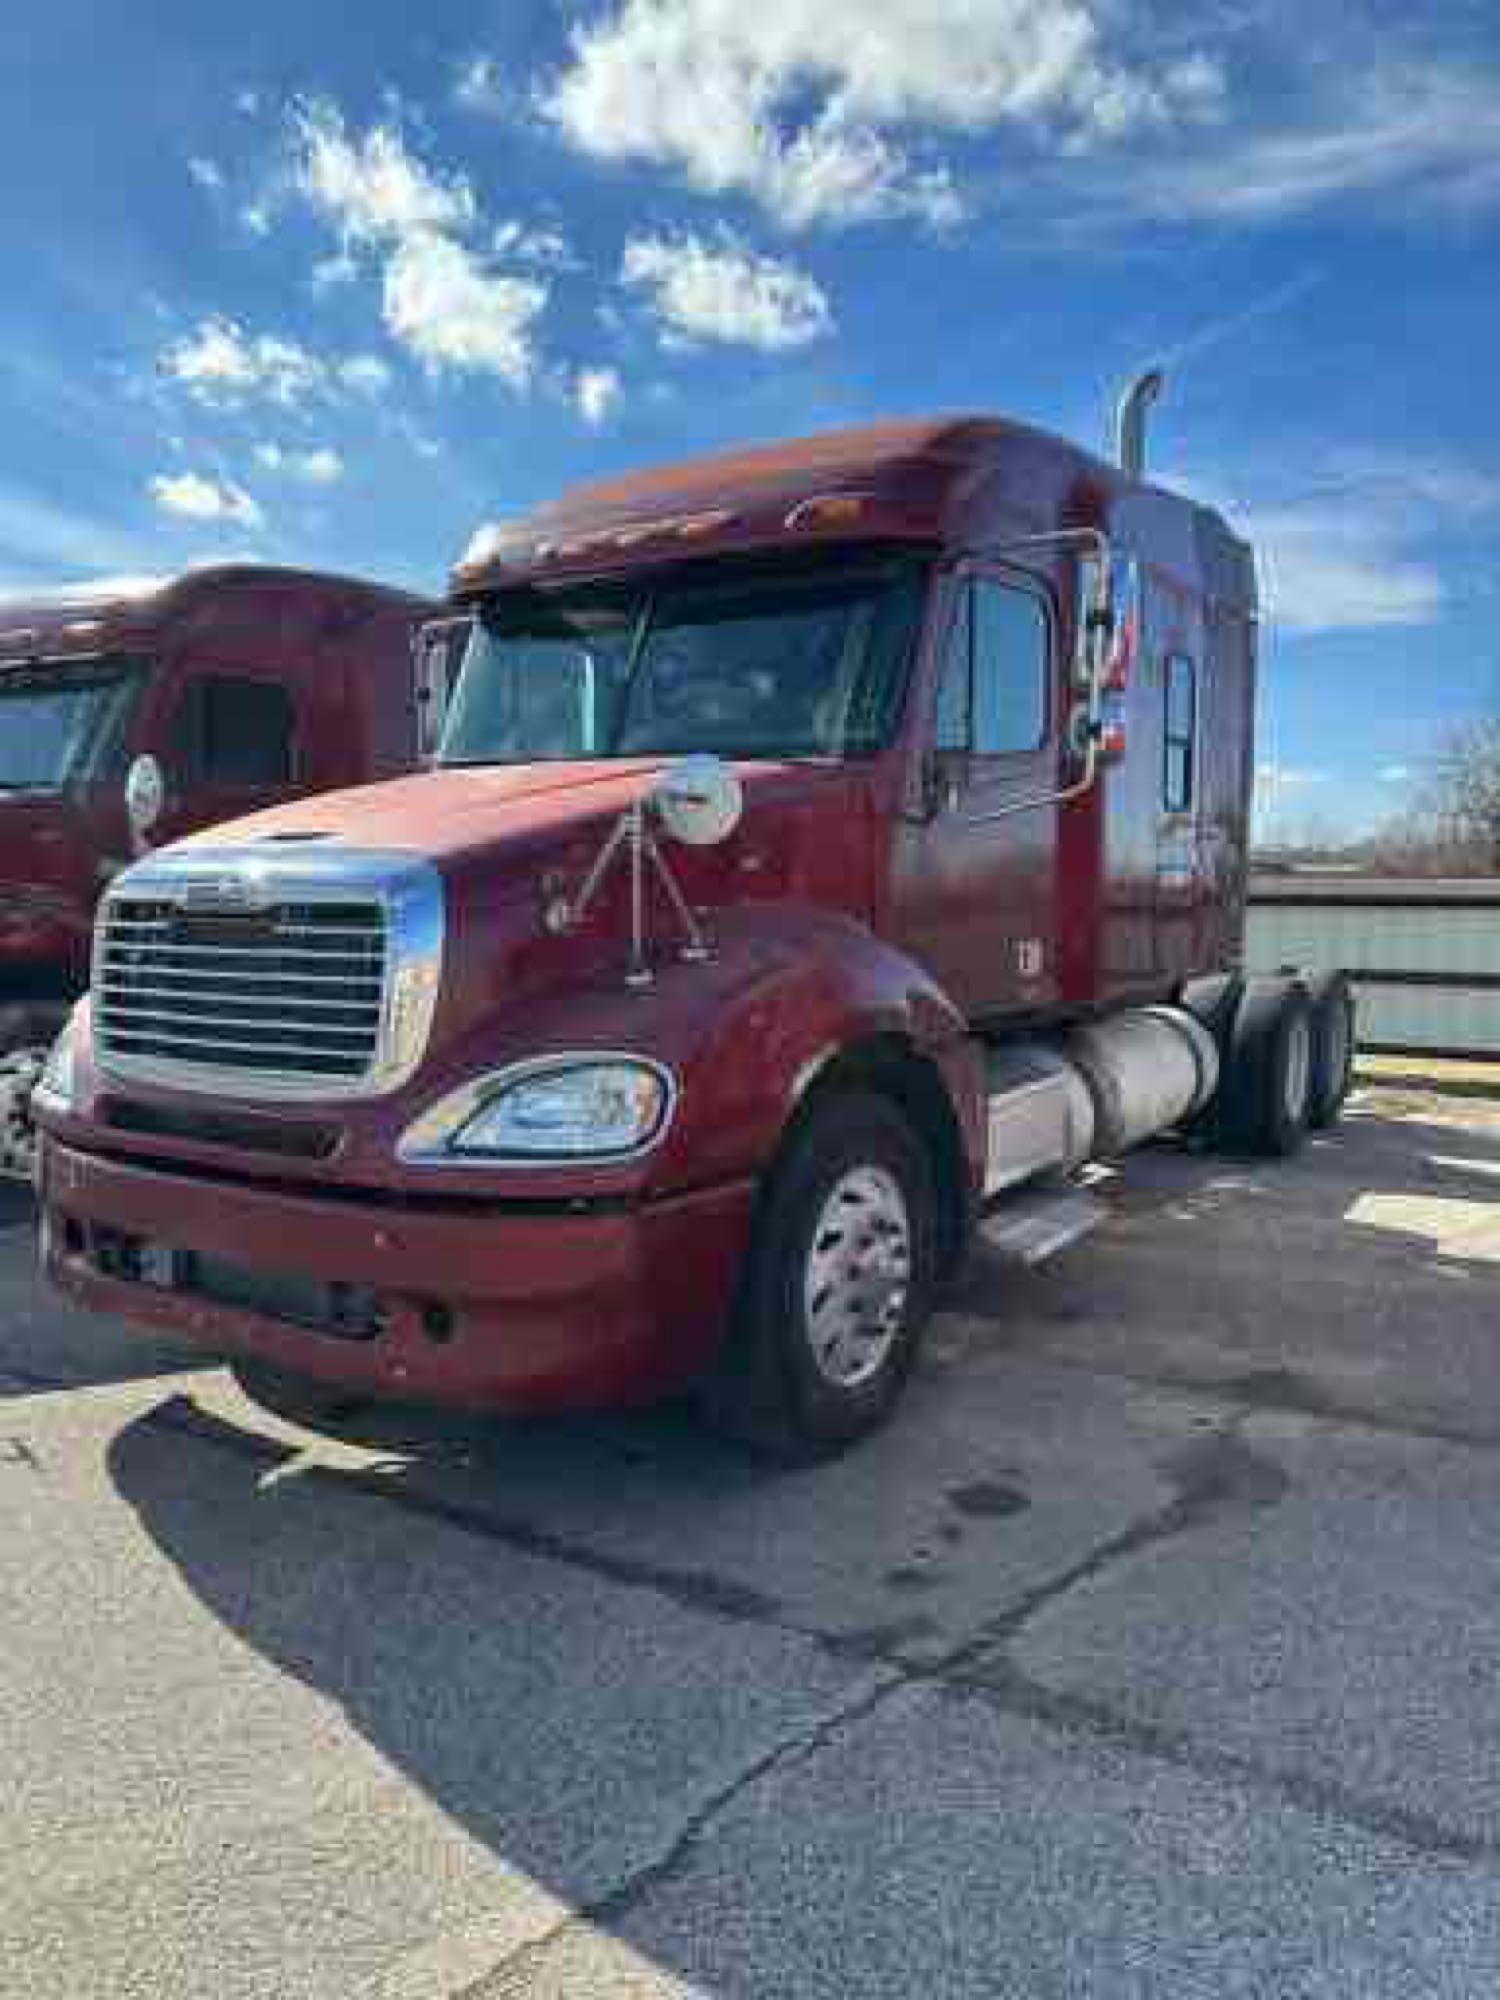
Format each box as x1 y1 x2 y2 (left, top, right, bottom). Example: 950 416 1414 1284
161 319 396 411
338 353 393 396
311 249 358 292
1380 766 1413 784
574 365 624 426
622 230 831 349
382 231 546 384
294 97 475 246
1249 506 1445 634
188 156 224 193
455 56 506 115
242 202 273 238
160 317 325 406
493 219 576 270
1256 764 1329 790
1172 447 1500 636
542 0 1224 229
150 472 263 529
289 100 552 390
253 444 345 485
236 88 261 117
1062 62 1500 228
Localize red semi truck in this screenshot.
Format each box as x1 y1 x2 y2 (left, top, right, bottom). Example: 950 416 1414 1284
0 565 435 1178
35 387 1354 1453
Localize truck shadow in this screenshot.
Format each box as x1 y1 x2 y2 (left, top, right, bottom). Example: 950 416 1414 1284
102 1390 907 1995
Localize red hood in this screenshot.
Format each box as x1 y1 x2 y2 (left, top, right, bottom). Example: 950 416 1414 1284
169 759 858 874
169 761 674 867
160 759 879 1051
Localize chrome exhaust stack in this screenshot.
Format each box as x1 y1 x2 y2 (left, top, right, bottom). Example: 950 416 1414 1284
1114 368 1165 481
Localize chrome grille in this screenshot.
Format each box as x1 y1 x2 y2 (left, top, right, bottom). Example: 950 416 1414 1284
97 895 387 1086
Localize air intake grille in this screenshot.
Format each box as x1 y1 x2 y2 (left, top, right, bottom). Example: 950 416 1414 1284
96 895 387 1087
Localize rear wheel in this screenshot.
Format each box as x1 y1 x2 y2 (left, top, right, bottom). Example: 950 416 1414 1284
701 1091 938 1459
1216 977 1315 1158
1304 971 1356 1128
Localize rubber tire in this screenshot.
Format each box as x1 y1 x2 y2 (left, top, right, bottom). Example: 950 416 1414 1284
700 1092 939 1461
1215 976 1315 1159
1175 972 1244 1138
1303 970 1356 1129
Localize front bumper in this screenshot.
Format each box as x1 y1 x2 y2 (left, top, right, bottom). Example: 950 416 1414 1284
39 1136 754 1411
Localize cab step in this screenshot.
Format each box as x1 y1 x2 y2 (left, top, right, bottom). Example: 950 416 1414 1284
976 1186 1109 1267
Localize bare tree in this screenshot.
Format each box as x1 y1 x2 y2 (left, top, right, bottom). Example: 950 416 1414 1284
1360 810 1489 878
1424 720 1500 872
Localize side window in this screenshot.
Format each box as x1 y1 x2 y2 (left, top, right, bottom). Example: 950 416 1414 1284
1163 654 1196 812
171 676 296 786
971 580 1048 754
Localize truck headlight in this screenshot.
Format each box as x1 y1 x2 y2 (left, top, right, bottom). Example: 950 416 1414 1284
34 1003 85 1113
399 1057 675 1163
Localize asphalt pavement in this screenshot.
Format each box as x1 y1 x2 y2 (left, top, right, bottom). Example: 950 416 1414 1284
5 1080 1500 1997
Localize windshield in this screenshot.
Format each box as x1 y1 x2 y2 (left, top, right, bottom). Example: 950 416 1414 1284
0 657 144 792
439 556 928 766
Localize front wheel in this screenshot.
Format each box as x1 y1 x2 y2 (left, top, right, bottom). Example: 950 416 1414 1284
701 1092 939 1459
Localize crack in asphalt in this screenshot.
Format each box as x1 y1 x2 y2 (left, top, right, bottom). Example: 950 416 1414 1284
942 1663 1500 1867
453 1667 904 1999
400 1417 1500 1995
1026 1348 1500 1453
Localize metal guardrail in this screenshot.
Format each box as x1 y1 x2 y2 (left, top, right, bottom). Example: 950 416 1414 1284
1247 877 1500 1059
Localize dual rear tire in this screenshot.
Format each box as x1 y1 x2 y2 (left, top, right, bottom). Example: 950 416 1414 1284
1211 971 1354 1157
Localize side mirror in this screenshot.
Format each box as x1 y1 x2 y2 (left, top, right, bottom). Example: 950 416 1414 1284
124 753 165 842
1070 549 1137 775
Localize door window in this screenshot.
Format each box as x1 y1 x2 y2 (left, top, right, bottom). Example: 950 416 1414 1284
171 676 296 786
1163 654 1196 812
934 577 1049 756
973 580 1048 753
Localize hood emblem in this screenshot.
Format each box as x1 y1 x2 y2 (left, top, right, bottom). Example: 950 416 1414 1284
178 873 272 914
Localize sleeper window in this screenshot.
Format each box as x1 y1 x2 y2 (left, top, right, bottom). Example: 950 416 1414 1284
1164 654 1196 812
172 677 295 786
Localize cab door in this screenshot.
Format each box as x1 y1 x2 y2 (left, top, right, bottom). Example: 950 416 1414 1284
888 561 1061 1020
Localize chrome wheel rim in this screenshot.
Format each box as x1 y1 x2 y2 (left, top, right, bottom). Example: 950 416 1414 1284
1284 1010 1312 1123
804 1164 912 1390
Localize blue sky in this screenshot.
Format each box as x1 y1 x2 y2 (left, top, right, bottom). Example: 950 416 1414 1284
3 1 1498 838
